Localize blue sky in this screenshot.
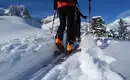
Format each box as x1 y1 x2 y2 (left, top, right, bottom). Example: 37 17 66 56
0 0 130 23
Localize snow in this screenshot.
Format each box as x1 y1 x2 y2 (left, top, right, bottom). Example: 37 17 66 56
93 37 130 80
0 34 57 80
0 5 31 19
6 5 31 18
41 35 123 80
41 15 60 32
107 17 130 31
0 15 59 80
92 16 102 19
103 41 130 80
0 13 127 80
0 16 42 42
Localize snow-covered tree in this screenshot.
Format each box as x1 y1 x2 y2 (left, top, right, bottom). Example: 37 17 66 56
118 18 128 39
107 29 119 39
90 16 107 37
0 8 5 16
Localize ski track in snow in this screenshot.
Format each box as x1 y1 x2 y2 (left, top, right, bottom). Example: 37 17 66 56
40 35 123 80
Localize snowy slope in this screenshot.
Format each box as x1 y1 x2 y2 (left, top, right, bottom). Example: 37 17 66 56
103 40 130 80
0 16 42 42
107 17 130 31
0 15 59 80
41 35 123 80
0 35 56 80
41 15 60 32
0 14 126 80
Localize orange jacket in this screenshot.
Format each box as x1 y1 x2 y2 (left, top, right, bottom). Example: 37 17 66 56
57 1 76 9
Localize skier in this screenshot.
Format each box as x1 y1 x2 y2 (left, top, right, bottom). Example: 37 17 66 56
75 7 87 42
54 0 77 54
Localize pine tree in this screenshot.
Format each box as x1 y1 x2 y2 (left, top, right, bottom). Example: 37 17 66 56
108 29 119 39
90 16 106 37
118 18 128 40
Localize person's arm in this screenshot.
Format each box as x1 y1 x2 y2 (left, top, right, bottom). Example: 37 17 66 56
79 11 84 18
54 0 57 10
78 9 87 19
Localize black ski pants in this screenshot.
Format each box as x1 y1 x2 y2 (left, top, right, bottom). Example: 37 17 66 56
75 17 81 39
57 6 76 43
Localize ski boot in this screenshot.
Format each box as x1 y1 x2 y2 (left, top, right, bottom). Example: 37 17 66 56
66 41 80 55
55 36 64 52
66 42 73 55
73 41 80 49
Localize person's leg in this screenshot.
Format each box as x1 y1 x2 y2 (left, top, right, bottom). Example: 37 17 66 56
75 21 78 39
65 6 76 53
66 6 75 43
77 18 81 42
55 7 66 50
77 23 81 39
56 7 66 41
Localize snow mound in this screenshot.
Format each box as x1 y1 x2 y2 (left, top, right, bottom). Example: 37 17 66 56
0 16 42 42
41 15 60 31
42 35 123 80
41 14 58 24
0 34 56 80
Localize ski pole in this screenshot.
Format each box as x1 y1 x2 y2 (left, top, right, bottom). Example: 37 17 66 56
87 0 92 32
77 2 80 10
88 0 91 23
51 11 56 34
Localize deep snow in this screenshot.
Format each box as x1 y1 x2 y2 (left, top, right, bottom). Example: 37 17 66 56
0 15 128 80
0 16 57 80
0 34 56 80
103 40 130 80
41 35 123 80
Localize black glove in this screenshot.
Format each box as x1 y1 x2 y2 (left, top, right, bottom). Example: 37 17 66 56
83 16 87 19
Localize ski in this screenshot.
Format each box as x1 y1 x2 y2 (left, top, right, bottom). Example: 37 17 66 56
31 48 81 80
53 41 81 64
29 53 65 80
54 48 82 65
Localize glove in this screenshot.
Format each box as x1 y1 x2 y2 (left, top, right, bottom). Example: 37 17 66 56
83 16 87 19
